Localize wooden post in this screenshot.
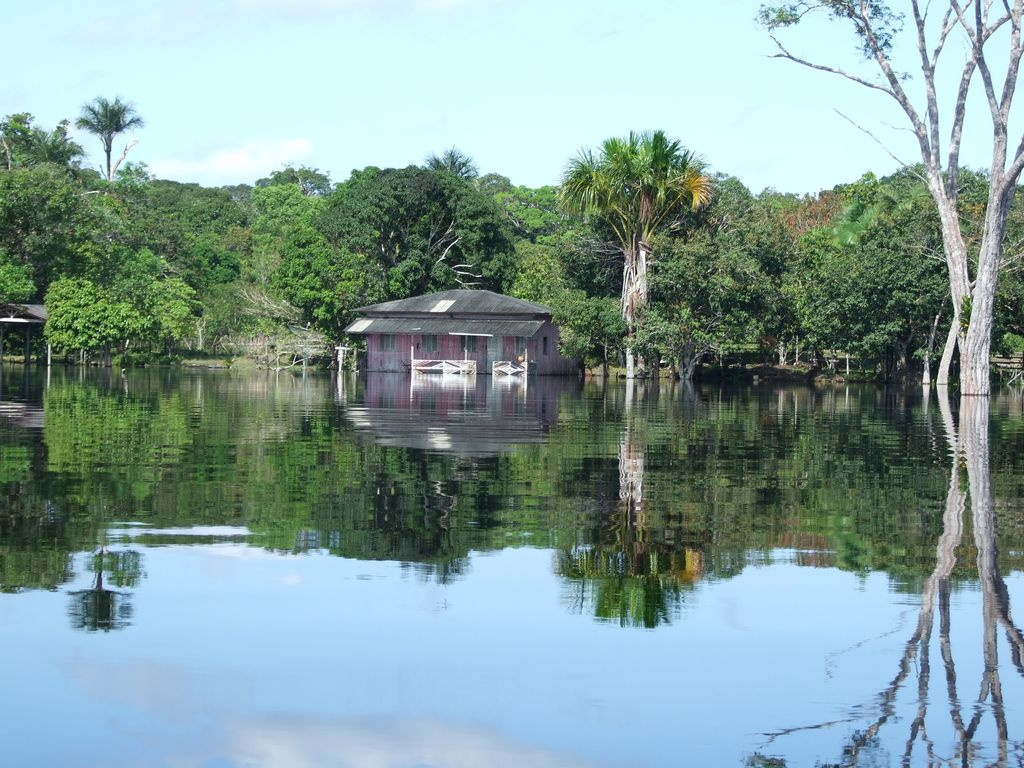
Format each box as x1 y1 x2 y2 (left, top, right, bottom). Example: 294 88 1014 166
24 324 31 366
0 322 4 365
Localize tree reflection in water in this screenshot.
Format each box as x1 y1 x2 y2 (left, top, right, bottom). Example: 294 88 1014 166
559 379 702 628
66 548 142 632
759 392 1024 767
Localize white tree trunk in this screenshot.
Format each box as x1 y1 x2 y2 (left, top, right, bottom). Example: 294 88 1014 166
936 317 958 387
960 188 1013 395
621 242 649 379
922 312 941 387
767 1 1024 398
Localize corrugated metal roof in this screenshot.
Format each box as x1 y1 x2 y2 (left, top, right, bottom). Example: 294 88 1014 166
355 289 551 316
0 303 48 322
344 317 545 337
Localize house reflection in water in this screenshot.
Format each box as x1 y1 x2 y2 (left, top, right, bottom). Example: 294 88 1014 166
344 373 575 455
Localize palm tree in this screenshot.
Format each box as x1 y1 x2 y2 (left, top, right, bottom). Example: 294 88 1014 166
75 97 144 181
425 147 479 180
560 131 711 378
32 120 85 169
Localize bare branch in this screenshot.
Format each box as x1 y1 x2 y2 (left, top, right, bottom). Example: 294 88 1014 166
946 51 982 194
109 139 138 181
769 36 895 96
929 5 959 69
912 0 945 163
834 109 910 166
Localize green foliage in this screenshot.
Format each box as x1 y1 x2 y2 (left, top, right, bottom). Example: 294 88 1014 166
256 165 332 197
787 171 947 377
560 130 711 249
554 293 624 367
636 176 793 375
757 1 903 56
495 185 563 243
319 165 513 298
0 164 90 296
476 173 513 197
0 249 35 302
0 96 1016 379
44 278 146 354
510 241 624 366
424 147 478 180
44 246 198 357
76 96 144 181
1 113 83 171
150 277 199 349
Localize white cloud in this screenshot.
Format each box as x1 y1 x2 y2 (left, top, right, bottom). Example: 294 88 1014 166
149 138 315 186
223 716 595 768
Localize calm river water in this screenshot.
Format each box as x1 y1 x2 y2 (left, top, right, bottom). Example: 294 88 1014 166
1 367 1023 767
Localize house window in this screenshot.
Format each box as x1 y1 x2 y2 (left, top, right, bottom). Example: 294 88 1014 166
464 336 478 353
379 334 396 351
542 336 549 356
514 337 527 357
421 334 438 353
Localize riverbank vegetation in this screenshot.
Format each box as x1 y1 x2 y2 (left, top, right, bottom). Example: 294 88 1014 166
2 105 1024 384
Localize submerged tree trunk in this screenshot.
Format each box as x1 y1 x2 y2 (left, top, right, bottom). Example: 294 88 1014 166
960 193 1013 395
765 1 1024 397
621 241 649 380
922 313 941 387
936 317 958 388
675 340 704 382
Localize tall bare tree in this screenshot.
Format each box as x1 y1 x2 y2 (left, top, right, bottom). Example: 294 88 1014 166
761 1 1024 395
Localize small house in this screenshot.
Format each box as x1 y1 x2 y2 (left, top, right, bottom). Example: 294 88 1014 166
0 303 48 365
344 290 577 375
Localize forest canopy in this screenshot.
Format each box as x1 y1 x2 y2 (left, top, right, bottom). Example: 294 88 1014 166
2 105 1022 383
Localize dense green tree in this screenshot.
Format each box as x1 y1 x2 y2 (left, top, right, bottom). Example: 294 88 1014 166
496 184 563 243
248 182 322 287
149 276 199 353
1 113 83 171
137 179 248 289
632 177 792 379
44 246 198 362
272 222 384 336
476 172 514 197
0 165 90 297
788 172 948 380
44 278 145 364
0 249 35 302
760 1 1024 395
256 165 332 197
75 96 144 182
510 243 623 371
319 165 513 298
560 130 712 378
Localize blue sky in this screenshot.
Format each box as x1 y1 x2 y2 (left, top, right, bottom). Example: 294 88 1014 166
2 0 1000 193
